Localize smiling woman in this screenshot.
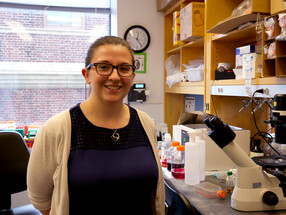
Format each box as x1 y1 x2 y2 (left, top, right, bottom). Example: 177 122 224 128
27 36 165 214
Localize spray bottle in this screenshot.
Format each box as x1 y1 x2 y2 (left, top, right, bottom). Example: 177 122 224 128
185 130 201 185
196 128 207 181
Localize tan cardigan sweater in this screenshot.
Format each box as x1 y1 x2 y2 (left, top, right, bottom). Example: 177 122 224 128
27 107 165 215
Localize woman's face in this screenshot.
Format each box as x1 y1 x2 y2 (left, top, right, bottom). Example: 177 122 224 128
82 44 135 104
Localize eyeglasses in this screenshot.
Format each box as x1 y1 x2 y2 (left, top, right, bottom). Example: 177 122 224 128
86 63 135 77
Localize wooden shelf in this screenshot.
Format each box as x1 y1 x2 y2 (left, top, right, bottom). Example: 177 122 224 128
166 46 181 55
212 23 256 42
211 77 286 86
183 37 204 48
164 0 182 16
166 36 204 54
164 81 204 94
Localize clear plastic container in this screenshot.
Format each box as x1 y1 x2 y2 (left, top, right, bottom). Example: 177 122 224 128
157 140 163 159
171 145 185 179
226 171 235 194
161 133 172 167
185 130 200 185
194 182 226 199
166 141 180 171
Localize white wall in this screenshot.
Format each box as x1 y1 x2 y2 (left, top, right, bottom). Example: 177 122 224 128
112 0 165 124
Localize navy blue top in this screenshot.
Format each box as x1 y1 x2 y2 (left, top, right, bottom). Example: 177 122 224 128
68 104 158 215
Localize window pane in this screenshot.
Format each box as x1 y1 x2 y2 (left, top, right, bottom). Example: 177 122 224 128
0 2 110 128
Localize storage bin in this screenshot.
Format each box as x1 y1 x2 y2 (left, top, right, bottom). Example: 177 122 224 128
186 67 204 82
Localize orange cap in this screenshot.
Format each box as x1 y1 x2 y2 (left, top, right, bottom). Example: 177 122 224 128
172 141 180 147
177 145 185 151
217 190 226 198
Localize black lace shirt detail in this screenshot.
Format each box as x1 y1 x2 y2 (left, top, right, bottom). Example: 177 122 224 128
69 103 150 151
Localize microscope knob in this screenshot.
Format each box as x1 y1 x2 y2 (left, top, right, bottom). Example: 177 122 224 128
263 191 279 206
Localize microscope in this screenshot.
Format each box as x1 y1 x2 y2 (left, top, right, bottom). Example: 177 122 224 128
203 94 286 212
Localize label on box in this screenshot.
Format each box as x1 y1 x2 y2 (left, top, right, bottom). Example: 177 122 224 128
242 53 261 79
236 45 256 68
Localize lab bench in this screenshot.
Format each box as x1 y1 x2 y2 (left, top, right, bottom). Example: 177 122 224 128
165 174 286 215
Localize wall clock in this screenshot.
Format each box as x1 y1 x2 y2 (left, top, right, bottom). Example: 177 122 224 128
124 25 150 53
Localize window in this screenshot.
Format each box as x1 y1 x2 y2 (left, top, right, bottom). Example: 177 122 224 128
0 1 110 127
46 11 84 29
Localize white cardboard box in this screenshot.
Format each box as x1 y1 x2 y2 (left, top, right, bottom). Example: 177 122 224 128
242 53 262 79
180 2 205 42
235 45 256 68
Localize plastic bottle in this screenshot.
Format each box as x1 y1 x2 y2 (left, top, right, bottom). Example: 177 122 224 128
226 171 235 194
196 128 207 181
185 130 201 185
194 182 226 199
250 139 264 158
157 140 163 159
166 141 180 171
171 145 185 179
161 133 172 167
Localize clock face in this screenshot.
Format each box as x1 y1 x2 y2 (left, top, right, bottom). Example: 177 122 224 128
124 25 150 53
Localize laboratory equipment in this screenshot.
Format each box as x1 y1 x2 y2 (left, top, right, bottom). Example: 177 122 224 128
196 128 206 181
226 171 235 194
161 133 172 167
194 181 226 199
203 114 286 212
128 83 147 102
166 141 180 171
173 124 250 171
185 130 200 185
171 145 185 179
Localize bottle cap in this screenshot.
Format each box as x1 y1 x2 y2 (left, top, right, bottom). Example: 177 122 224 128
217 190 226 198
227 171 232 176
177 145 185 151
172 141 180 147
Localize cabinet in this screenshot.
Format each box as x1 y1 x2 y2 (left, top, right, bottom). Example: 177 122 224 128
164 0 205 134
163 0 286 138
204 0 286 136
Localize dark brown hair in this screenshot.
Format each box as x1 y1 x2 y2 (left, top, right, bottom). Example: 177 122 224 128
85 36 134 67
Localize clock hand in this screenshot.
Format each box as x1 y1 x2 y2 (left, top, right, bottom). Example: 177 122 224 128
136 38 142 47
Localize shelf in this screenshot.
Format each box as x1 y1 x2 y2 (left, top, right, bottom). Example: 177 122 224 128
211 84 286 97
210 77 286 86
164 0 182 16
166 46 181 55
207 13 264 34
206 0 270 33
211 23 256 42
166 37 204 55
183 37 204 48
164 81 204 94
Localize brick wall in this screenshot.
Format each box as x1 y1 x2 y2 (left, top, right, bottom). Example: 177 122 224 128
0 88 86 124
0 6 109 125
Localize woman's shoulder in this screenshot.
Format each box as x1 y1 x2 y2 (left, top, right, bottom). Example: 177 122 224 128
130 106 154 125
41 108 71 132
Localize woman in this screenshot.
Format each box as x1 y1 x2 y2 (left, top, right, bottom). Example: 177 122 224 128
27 36 164 215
